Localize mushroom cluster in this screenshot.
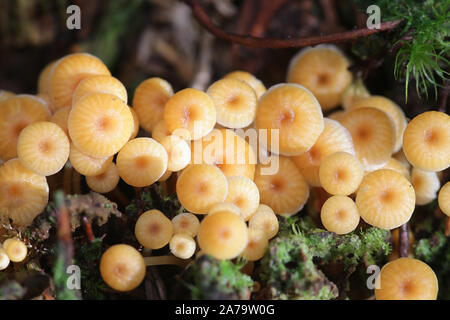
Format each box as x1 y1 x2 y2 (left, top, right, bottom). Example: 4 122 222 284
1 48 448 300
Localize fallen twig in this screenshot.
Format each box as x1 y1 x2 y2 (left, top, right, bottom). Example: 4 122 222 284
183 0 402 48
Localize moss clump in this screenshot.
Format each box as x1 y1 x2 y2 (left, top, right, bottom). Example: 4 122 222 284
258 216 391 299
182 255 253 300
259 235 339 300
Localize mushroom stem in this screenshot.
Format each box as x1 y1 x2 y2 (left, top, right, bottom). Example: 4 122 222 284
398 223 409 258
144 255 190 268
63 165 72 194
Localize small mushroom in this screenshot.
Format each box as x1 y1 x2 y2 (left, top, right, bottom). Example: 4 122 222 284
171 212 200 237
320 195 360 235
72 75 127 105
248 204 279 239
135 209 173 250
225 176 260 221
169 233 196 259
223 70 266 99
438 181 450 216
86 162 120 194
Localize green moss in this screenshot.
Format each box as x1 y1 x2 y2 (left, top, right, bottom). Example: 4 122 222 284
183 255 253 300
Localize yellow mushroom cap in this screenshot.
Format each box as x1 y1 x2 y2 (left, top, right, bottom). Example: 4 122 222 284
320 195 360 235
169 233 196 259
207 78 257 128
380 157 410 180
135 209 173 249
208 202 243 217
287 45 353 111
255 83 324 156
68 93 133 158
356 169 415 230
116 138 168 187
225 176 260 221
72 75 127 105
37 60 57 95
164 88 216 141
69 144 113 177
3 238 27 262
402 111 450 172
197 210 248 260
319 151 364 196
132 78 173 133
160 135 191 172
151 119 171 142
171 212 200 237
375 258 438 300
438 182 450 216
248 204 279 239
254 156 309 216
223 70 266 99
86 162 120 194
50 106 71 138
341 77 370 110
0 159 49 226
350 96 407 153
176 164 228 214
411 167 440 205
129 107 140 140
49 53 110 110
292 118 355 186
0 248 10 270
191 128 256 180
340 107 395 171
99 244 146 292
17 121 70 176
241 228 268 261
0 95 50 161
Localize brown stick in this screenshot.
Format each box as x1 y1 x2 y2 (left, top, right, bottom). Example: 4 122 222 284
55 192 74 266
82 216 95 242
398 223 409 258
183 0 402 48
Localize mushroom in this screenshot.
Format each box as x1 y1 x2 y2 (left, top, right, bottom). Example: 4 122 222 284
207 78 257 129
411 167 440 205
160 135 191 172
132 77 173 133
320 195 360 235
135 209 173 249
287 45 352 111
68 93 134 158
292 118 355 186
176 164 228 214
49 53 110 110
319 151 364 196
375 258 438 300
164 88 216 141
0 159 49 227
241 228 268 261
17 121 70 176
248 204 279 239
116 138 168 187
225 176 260 221
69 144 113 177
169 233 196 259
379 157 410 180
356 169 415 230
128 107 140 140
402 111 450 172
151 119 171 143
99 244 146 292
438 181 450 216
3 238 27 263
0 95 50 161
171 212 200 237
197 210 248 260
255 83 324 156
0 248 10 270
340 107 395 171
254 156 309 216
86 162 120 194
350 96 407 153
223 70 266 99
72 75 127 105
